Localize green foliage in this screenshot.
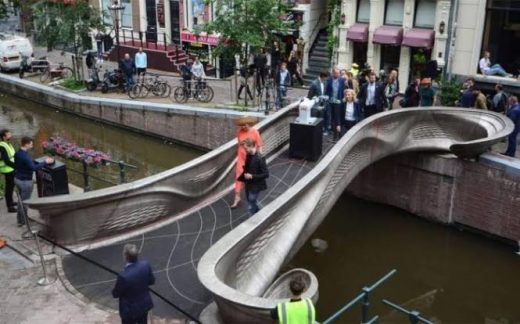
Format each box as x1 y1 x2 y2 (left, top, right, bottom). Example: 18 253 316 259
327 0 341 59
438 77 462 107
60 78 86 91
0 2 10 20
203 0 294 60
32 1 104 54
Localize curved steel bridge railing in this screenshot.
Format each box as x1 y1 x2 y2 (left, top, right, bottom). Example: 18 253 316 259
196 107 513 323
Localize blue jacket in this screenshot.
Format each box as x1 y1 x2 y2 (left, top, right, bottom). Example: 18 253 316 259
325 77 345 102
333 102 362 127
14 149 46 181
460 89 475 108
112 261 155 321
508 103 520 133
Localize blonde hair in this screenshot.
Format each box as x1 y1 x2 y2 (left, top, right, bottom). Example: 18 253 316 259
345 89 357 102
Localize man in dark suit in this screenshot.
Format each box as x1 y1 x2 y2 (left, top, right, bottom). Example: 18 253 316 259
358 71 386 118
325 68 346 140
238 138 269 216
307 72 328 99
113 244 155 324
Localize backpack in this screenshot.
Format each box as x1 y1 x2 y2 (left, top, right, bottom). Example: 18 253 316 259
493 92 509 113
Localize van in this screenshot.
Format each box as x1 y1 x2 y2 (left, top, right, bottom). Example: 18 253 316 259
0 34 33 71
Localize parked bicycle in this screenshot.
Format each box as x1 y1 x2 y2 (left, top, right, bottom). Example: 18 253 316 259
39 62 73 83
171 79 214 104
128 74 171 99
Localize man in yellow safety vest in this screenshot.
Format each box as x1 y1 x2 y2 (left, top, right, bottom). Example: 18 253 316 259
0 129 17 213
271 276 316 324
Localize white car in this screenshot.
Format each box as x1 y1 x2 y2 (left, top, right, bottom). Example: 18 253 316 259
0 34 33 71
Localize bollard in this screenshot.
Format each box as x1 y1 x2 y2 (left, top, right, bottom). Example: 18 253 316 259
32 230 56 286
361 287 370 324
82 159 91 192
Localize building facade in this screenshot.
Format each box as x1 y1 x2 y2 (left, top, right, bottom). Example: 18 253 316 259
335 0 519 89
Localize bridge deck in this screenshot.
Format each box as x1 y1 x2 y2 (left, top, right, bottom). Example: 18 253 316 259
62 140 332 319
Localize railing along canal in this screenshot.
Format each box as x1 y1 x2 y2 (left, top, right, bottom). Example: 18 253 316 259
322 269 433 324
66 158 137 192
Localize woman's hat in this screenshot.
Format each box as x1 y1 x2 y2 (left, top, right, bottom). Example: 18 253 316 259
235 116 258 126
420 78 432 85
351 63 359 68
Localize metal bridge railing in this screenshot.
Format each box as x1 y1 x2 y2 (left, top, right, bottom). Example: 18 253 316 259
382 299 434 324
322 269 397 324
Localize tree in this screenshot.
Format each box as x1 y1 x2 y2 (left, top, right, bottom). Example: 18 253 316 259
203 0 293 62
32 0 104 80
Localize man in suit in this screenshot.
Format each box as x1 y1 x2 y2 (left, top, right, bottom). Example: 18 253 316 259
275 62 291 109
325 68 346 140
307 72 328 99
358 72 386 118
113 244 155 324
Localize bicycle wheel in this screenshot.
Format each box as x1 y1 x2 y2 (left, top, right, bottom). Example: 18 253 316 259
61 67 73 79
161 83 172 98
197 86 214 103
138 84 149 98
128 84 140 99
151 82 166 97
40 68 50 83
172 86 188 103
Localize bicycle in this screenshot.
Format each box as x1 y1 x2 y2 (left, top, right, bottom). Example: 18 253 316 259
39 62 73 83
171 79 214 104
128 74 172 99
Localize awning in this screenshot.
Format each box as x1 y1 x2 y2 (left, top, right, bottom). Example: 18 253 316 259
402 28 435 48
347 23 369 43
372 26 403 45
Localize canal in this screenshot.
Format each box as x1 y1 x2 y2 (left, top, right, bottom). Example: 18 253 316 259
0 94 201 190
2 94 518 322
288 192 520 323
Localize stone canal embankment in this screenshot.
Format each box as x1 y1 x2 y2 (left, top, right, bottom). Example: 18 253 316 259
348 152 520 244
0 73 259 150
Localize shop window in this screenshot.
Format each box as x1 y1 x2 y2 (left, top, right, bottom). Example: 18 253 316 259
385 0 404 26
481 2 520 74
414 0 436 28
357 0 370 23
380 45 400 74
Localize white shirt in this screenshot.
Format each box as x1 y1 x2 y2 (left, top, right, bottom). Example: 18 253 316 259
345 102 355 121
191 62 206 78
479 57 490 72
320 81 324 95
135 52 147 68
366 83 376 105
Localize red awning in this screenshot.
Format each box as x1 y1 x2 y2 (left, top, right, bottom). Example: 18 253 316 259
402 28 435 48
372 26 403 45
347 23 369 43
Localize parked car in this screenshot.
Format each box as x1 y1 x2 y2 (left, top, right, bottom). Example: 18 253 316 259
0 34 33 72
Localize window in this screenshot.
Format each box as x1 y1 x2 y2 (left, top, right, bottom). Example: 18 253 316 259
357 0 370 23
415 0 436 28
385 0 404 25
101 0 133 28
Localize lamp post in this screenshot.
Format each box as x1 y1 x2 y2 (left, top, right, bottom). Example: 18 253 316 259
108 1 125 63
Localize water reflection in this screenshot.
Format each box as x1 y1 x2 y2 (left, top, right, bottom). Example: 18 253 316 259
0 94 202 190
288 192 520 323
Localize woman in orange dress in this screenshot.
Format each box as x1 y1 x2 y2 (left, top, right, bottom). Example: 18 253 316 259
231 116 263 208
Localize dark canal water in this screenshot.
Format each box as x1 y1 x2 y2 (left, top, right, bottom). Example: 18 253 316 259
288 192 520 323
2 94 518 322
0 94 201 190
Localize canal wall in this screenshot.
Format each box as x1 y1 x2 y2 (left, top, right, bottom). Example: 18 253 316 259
0 73 253 150
347 152 520 244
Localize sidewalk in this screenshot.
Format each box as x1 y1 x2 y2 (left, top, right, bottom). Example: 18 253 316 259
0 189 185 324
30 46 308 110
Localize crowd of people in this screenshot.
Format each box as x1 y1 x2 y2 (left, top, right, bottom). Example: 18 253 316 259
303 63 519 156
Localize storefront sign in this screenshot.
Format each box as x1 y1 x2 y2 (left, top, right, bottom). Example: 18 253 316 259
181 32 219 46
